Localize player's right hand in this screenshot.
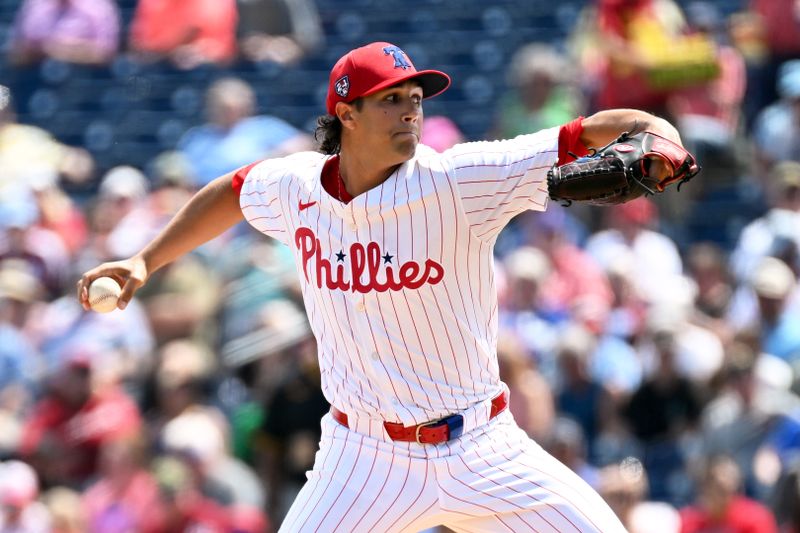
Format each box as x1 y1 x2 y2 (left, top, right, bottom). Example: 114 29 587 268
77 256 149 311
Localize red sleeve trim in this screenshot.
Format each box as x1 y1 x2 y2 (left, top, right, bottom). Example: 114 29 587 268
231 160 263 194
557 116 589 166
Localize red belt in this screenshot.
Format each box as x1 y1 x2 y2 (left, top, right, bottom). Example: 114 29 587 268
330 390 508 444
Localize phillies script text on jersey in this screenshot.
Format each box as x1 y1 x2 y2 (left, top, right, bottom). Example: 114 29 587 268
295 227 444 292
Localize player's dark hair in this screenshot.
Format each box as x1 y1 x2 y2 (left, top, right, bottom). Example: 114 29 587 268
315 115 342 155
315 98 363 155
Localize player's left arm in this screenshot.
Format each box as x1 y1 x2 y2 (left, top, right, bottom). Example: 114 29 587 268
579 108 684 183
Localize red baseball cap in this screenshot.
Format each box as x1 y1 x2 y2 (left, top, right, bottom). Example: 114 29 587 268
326 42 451 115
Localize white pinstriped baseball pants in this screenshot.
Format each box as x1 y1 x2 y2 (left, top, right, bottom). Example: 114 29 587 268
279 410 627 532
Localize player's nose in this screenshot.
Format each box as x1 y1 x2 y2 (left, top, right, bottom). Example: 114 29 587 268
401 102 420 123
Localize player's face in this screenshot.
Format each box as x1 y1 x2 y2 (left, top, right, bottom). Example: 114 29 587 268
351 81 424 163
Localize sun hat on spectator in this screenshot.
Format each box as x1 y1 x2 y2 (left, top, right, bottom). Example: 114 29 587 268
161 410 226 467
751 256 795 299
504 246 551 283
98 165 149 200
149 150 194 188
0 262 44 303
156 339 215 390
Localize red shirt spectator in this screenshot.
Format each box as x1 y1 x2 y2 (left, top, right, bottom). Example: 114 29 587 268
680 495 778 533
680 455 778 533
19 361 141 487
129 0 238 69
751 0 800 58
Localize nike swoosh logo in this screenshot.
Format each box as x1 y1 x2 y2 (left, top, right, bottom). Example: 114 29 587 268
299 200 317 211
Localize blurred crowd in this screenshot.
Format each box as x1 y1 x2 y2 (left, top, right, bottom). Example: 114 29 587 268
3 0 800 532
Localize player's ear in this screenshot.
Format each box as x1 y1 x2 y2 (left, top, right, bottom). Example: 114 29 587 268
336 102 357 130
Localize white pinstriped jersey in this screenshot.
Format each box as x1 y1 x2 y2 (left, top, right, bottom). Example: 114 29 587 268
239 127 558 427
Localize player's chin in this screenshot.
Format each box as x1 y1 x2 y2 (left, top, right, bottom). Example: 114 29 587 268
392 134 419 159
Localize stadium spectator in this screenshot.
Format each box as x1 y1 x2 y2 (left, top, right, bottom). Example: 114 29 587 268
624 315 704 502
18 350 142 489
667 1 746 151
544 416 602 490
0 264 44 397
109 159 221 345
148 455 232 532
638 280 725 385
498 245 561 370
729 161 800 283
746 258 800 364
585 197 684 305
128 0 238 70
701 343 800 499
101 163 196 260
496 330 555 442
491 43 584 139
30 179 88 257
147 339 223 438
7 0 120 66
525 208 614 333
80 436 162 533
0 85 93 190
159 408 265 511
571 0 710 115
177 77 314 187
0 189 70 299
237 0 324 65
685 242 735 342
740 0 800 124
602 251 648 342
597 459 682 533
753 61 800 170
0 264 45 461
73 165 150 274
679 454 778 532
554 323 618 464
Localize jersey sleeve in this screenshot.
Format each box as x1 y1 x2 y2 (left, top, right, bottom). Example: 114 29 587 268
447 125 560 241
237 159 292 246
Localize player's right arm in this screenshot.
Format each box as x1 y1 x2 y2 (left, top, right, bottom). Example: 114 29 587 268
77 170 243 311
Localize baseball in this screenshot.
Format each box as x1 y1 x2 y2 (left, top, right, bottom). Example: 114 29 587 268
88 277 122 313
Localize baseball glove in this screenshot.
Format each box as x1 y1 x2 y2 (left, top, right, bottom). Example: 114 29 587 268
547 130 700 206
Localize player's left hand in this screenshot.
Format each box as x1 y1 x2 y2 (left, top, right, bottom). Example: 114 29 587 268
642 117 685 185
547 129 701 206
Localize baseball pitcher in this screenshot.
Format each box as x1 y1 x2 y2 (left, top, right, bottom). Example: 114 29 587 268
78 42 698 532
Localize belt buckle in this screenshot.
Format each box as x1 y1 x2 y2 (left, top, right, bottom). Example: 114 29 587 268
414 413 464 444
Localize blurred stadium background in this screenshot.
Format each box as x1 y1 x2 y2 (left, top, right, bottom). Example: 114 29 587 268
3 0 800 532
